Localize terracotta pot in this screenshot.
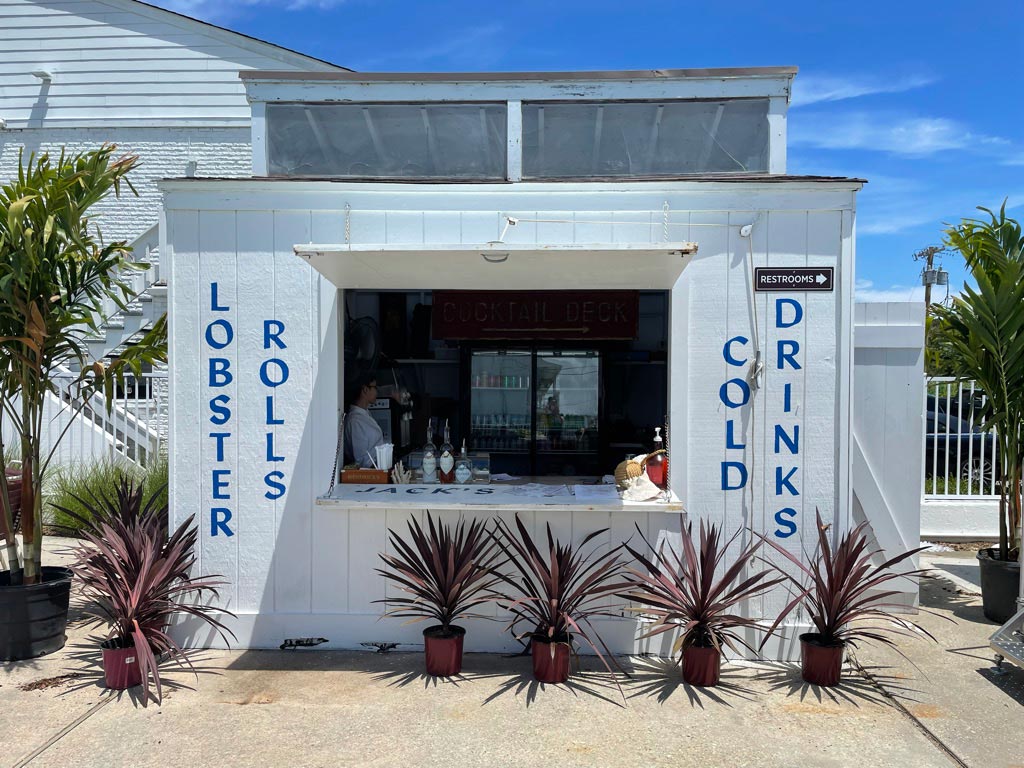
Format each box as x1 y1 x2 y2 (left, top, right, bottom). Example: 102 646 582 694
800 633 844 686
423 625 465 677
682 644 721 687
531 634 571 683
102 638 143 690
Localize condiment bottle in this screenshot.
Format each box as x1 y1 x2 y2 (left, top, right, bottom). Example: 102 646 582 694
455 440 473 484
438 420 456 484
422 423 438 484
645 427 667 490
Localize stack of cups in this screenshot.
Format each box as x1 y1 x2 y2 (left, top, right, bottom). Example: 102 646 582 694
375 443 394 472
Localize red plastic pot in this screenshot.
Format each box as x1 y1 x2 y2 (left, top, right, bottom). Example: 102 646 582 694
682 644 721 687
423 625 465 677
102 638 142 690
800 633 844 687
532 634 571 683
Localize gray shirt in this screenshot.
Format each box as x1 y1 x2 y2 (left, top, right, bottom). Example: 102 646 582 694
344 405 384 469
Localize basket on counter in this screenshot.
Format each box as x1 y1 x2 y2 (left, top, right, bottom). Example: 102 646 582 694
613 450 666 490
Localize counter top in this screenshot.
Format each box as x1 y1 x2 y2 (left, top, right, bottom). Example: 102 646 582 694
316 482 683 513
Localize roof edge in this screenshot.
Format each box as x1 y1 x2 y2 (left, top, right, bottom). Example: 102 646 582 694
105 0 350 72
240 67 799 83
159 173 864 186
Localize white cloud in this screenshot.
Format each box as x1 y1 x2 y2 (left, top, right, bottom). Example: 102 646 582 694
145 0 344 22
790 113 1009 157
791 74 936 108
355 24 506 69
855 279 926 303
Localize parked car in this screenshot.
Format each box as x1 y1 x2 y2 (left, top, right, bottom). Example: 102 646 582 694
925 395 999 488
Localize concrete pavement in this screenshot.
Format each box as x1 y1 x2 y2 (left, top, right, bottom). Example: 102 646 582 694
2 544 1022 767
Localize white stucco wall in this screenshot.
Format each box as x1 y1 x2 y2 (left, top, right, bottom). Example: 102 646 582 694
0 126 251 244
161 179 858 658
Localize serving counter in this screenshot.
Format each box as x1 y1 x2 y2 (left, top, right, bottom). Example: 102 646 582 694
317 479 683 513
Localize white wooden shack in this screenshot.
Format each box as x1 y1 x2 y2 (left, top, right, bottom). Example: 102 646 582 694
154 68 920 660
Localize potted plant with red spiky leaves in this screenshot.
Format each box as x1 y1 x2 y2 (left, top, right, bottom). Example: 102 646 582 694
760 511 934 687
66 476 235 701
620 515 788 687
377 513 504 677
491 515 626 685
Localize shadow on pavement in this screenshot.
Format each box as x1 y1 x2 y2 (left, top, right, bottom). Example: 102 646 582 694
481 668 627 708
753 660 912 707
624 656 757 708
56 633 227 707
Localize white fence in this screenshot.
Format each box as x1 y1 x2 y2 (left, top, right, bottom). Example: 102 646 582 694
2 370 167 472
852 302 925 604
924 377 1000 499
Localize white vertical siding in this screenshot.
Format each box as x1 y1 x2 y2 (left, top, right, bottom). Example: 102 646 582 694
164 180 858 658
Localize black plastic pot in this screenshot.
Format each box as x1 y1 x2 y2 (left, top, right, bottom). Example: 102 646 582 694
0 567 73 661
977 548 1020 624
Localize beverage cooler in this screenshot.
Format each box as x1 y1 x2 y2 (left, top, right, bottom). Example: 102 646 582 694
466 349 601 476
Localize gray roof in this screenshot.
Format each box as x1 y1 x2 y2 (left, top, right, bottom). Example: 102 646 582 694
239 67 798 82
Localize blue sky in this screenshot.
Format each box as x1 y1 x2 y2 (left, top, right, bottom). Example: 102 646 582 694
154 0 1024 301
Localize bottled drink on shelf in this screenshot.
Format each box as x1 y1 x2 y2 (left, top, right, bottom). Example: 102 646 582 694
438 419 456 484
646 427 668 490
421 423 438 484
455 439 473 484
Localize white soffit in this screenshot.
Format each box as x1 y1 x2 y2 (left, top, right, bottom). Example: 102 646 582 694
293 242 698 290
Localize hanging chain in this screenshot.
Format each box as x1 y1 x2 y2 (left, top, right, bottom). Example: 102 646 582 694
662 201 670 242
344 203 351 245
327 411 345 496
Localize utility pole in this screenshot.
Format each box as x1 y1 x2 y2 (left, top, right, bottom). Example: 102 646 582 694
914 245 947 306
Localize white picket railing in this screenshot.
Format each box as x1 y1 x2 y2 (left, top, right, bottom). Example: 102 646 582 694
925 377 1000 498
1 370 169 472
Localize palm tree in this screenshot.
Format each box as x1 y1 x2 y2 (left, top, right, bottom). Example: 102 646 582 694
933 203 1024 560
0 145 167 584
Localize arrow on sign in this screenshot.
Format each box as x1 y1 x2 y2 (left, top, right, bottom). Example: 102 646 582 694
816 273 828 284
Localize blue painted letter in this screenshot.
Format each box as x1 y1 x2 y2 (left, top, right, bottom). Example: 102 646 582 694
721 461 748 491
209 394 231 425
777 340 802 370
719 378 751 409
209 358 232 387
775 466 799 496
775 298 803 329
260 359 289 388
210 508 234 537
774 424 799 455
205 319 233 350
773 508 798 538
723 336 749 367
264 471 286 500
210 282 229 312
726 420 746 449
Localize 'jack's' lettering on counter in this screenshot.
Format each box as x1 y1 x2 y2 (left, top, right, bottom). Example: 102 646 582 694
719 298 803 539
205 282 290 537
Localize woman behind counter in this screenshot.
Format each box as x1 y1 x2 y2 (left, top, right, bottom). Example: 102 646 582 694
344 372 384 468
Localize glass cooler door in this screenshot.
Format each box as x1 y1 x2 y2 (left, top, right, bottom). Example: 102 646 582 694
469 351 532 468
534 350 600 475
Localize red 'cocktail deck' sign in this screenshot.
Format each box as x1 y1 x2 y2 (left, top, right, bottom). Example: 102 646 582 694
431 290 639 340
